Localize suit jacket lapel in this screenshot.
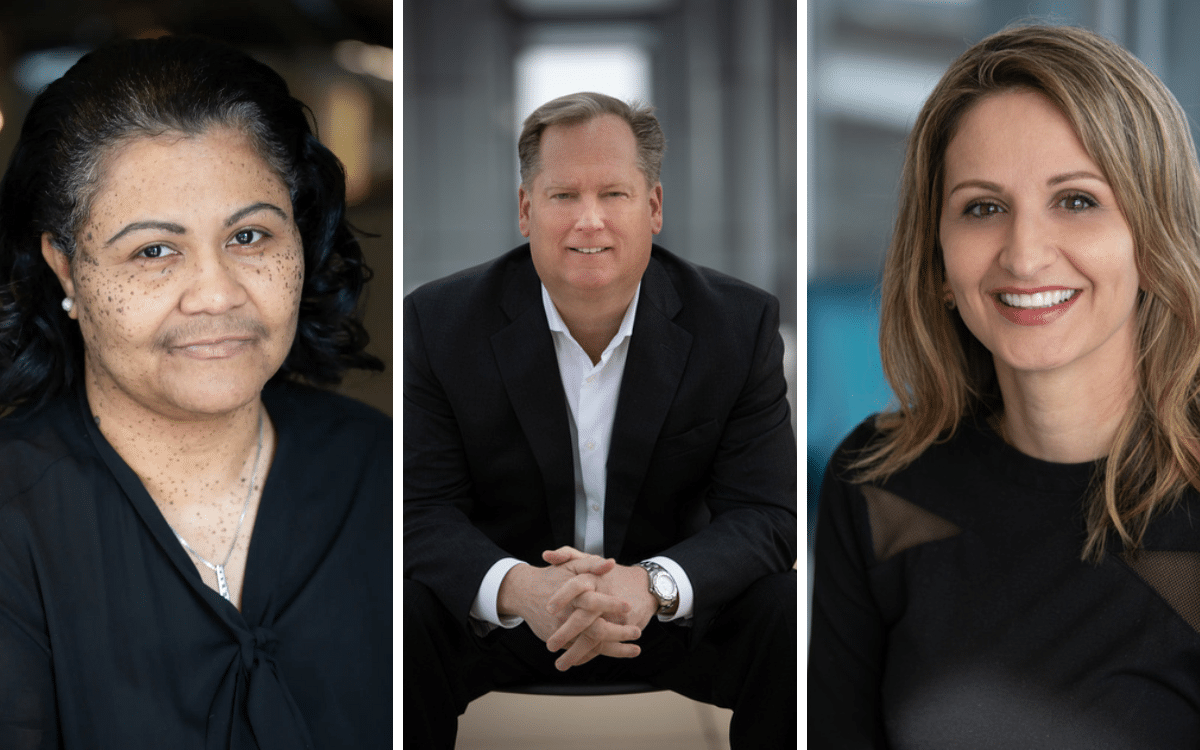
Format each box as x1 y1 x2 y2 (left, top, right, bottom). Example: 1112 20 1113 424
491 259 577 548
605 255 692 558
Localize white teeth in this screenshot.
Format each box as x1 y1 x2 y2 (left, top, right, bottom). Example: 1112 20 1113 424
572 247 605 254
998 289 1078 308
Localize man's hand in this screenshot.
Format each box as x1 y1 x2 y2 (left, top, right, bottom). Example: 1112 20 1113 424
496 549 643 671
542 546 661 671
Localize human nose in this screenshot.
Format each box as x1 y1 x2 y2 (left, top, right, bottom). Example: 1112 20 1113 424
179 250 249 315
574 197 605 232
998 207 1056 279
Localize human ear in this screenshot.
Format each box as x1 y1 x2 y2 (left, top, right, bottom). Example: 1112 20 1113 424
518 186 532 238
40 233 78 318
649 183 663 234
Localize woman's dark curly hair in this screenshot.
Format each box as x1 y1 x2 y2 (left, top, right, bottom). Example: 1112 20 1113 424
0 35 383 412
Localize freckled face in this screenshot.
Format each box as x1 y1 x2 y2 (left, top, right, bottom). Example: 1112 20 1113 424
46 127 304 421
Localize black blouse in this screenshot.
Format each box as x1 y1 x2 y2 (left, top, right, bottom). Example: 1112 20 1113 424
0 382 391 749
810 416 1200 749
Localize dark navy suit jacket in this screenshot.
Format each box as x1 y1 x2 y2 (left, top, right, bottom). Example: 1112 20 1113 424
403 244 796 639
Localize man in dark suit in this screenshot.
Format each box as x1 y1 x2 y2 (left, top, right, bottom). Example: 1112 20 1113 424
404 92 796 748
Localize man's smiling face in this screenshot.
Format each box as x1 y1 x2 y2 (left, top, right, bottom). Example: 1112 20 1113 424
518 113 662 308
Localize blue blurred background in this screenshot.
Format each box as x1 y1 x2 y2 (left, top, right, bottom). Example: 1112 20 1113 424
807 0 1200 556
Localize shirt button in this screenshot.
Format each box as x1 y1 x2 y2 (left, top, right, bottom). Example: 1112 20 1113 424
591 504 601 512
585 440 596 450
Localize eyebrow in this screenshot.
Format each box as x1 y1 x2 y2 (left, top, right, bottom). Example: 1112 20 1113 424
543 183 633 195
104 220 186 246
224 202 290 227
104 202 291 246
946 171 1108 198
1046 170 1106 186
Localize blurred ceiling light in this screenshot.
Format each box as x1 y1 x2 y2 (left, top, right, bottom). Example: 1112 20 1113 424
320 78 373 205
514 42 651 129
510 0 673 12
13 48 88 95
814 51 944 130
334 40 392 82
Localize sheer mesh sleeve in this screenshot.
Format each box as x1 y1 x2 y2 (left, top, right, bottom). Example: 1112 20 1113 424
1122 551 1200 633
861 485 962 563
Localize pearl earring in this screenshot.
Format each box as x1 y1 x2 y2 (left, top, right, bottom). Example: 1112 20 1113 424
61 297 74 313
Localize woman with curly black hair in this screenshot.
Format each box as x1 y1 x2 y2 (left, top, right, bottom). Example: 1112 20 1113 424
0 36 389 748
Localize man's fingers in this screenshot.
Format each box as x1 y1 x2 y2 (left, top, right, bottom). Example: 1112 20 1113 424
570 590 631 620
542 546 585 564
554 622 643 671
543 547 616 577
550 614 641 654
562 556 616 577
545 574 598 616
546 608 602 652
555 637 603 671
598 641 641 660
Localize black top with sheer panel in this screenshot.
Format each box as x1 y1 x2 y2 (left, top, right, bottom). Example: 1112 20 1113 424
809 415 1200 750
0 382 391 749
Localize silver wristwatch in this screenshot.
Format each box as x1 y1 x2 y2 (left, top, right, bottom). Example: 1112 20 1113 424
636 561 679 616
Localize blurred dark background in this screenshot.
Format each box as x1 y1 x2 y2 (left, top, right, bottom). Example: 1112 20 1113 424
403 0 799 428
0 0 394 415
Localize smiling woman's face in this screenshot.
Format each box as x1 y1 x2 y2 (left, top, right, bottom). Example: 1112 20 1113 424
43 126 304 422
938 89 1141 383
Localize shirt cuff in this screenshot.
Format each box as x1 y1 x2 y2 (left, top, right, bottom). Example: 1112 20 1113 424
469 557 525 629
647 556 694 623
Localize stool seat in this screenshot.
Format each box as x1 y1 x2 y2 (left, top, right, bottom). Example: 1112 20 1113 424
495 681 662 696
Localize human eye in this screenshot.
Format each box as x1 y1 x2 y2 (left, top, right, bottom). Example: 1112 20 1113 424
550 192 574 200
229 228 270 246
963 200 1005 219
136 243 177 260
1057 192 1098 212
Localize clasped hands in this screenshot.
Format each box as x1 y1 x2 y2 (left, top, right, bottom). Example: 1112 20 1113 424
496 546 659 672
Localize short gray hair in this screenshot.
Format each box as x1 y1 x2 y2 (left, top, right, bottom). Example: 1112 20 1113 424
518 91 666 187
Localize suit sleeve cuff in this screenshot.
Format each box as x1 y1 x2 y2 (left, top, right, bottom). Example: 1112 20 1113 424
647 555 694 623
470 558 525 629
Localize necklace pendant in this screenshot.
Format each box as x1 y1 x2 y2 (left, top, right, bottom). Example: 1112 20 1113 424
214 565 231 601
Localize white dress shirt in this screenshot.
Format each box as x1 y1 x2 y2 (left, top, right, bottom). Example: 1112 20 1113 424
469 283 694 629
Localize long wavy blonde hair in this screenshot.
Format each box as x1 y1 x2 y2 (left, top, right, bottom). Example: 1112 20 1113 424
854 24 1200 560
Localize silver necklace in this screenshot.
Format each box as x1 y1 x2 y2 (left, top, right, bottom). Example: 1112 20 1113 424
169 412 264 603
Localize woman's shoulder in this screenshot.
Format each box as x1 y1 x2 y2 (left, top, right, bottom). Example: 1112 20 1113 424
831 414 885 458
818 415 886 507
0 395 94 510
264 381 390 434
263 381 390 480
819 412 1022 527
1142 486 1200 552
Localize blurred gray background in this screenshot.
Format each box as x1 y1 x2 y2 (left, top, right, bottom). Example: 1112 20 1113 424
403 0 798 418
808 0 1200 532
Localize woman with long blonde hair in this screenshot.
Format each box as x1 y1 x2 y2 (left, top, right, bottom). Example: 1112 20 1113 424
810 24 1200 748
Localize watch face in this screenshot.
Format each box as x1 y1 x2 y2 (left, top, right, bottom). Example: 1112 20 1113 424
653 571 677 600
